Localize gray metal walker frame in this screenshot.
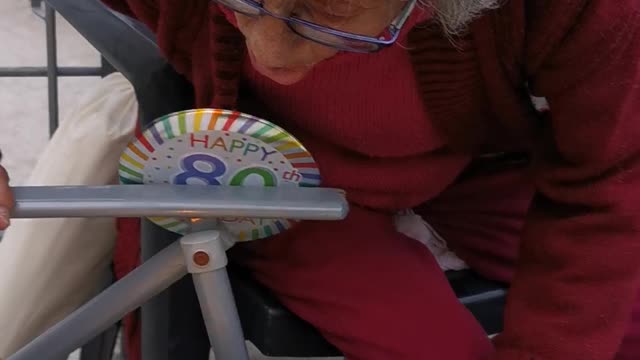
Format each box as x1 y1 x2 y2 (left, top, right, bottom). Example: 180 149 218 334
6 185 348 360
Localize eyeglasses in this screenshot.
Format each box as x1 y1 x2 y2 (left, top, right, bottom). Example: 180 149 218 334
213 0 417 53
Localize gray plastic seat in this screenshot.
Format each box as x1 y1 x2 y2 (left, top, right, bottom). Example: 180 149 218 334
229 265 506 357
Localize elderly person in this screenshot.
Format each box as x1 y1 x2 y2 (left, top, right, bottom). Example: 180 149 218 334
2 0 639 359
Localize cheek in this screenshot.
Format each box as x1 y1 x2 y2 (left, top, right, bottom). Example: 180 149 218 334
216 9 340 75
234 14 250 35
237 16 338 65
344 17 391 37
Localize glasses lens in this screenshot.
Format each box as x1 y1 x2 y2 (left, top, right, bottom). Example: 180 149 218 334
216 0 261 16
290 22 380 53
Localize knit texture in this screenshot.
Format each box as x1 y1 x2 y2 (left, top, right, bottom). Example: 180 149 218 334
102 0 640 359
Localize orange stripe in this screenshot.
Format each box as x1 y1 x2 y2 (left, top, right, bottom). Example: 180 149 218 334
207 110 223 130
285 151 311 160
275 142 299 152
128 144 149 161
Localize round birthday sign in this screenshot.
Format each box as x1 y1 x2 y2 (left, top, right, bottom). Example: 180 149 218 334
118 109 321 241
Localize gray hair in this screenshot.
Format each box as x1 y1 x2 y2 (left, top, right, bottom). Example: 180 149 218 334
426 0 501 35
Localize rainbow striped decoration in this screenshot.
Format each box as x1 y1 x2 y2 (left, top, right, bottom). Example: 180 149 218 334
118 109 321 240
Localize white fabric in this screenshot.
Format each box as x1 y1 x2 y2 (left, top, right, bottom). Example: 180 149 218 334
0 73 137 358
395 210 468 271
529 94 550 112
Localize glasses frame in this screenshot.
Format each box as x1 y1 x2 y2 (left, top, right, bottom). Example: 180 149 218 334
214 0 417 53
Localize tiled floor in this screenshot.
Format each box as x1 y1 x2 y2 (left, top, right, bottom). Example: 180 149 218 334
0 0 101 185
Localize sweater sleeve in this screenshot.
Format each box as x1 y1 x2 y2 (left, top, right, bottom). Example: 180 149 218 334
101 0 208 78
494 1 640 359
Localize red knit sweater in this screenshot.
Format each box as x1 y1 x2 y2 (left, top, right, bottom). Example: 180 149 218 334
103 1 640 359
236 8 471 211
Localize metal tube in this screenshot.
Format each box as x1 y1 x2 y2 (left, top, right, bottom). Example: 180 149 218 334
180 231 249 360
11 185 349 221
0 66 105 77
45 3 59 136
100 56 116 77
30 0 44 19
193 269 249 360
30 0 43 9
79 269 120 360
8 241 187 360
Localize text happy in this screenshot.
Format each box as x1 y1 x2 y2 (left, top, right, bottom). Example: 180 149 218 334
190 133 278 161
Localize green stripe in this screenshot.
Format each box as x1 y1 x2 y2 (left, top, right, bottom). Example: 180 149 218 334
262 132 288 143
178 112 187 135
263 225 273 237
119 176 140 184
162 116 175 139
119 165 143 179
251 229 260 240
251 125 272 139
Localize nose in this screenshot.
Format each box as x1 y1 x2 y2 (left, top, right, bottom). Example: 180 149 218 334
235 0 338 84
239 15 320 85
251 0 298 55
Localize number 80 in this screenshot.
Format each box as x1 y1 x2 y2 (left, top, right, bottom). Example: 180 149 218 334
173 153 277 187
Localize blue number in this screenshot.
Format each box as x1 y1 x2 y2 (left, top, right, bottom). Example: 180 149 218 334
174 154 226 185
